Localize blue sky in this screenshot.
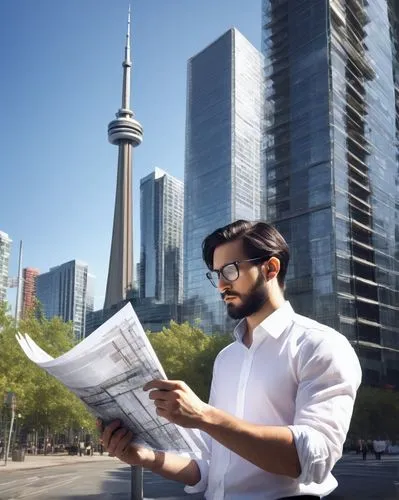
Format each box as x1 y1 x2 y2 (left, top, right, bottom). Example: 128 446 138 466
0 0 261 309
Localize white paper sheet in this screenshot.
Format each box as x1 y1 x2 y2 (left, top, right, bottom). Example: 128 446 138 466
16 303 205 455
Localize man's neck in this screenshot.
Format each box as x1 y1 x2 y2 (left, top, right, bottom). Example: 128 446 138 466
244 294 285 347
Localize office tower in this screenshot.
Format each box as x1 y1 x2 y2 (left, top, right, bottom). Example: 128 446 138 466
36 260 95 340
184 28 264 332
140 168 184 307
262 0 399 386
0 231 12 304
21 267 40 317
104 8 143 309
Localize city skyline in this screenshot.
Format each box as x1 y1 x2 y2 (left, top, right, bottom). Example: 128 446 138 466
0 0 261 310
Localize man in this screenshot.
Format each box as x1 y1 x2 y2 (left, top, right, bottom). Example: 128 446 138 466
372 438 385 460
101 220 362 499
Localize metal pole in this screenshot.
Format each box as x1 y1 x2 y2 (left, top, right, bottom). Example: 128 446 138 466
130 465 143 499
5 403 15 466
14 240 23 324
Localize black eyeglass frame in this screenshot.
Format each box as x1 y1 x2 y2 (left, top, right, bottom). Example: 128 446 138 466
206 256 269 288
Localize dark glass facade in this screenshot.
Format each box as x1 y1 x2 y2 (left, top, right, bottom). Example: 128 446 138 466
184 29 263 332
262 0 399 387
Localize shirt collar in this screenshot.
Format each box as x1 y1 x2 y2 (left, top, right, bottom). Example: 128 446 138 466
233 301 295 342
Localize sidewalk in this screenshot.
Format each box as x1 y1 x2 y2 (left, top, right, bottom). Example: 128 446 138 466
0 452 116 472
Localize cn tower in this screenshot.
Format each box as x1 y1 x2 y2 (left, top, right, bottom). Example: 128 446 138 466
104 7 143 309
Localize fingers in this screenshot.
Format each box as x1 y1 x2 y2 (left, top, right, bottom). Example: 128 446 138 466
107 427 128 454
102 420 122 449
143 379 182 391
156 407 168 418
153 398 169 411
107 427 130 455
148 389 173 401
114 430 133 458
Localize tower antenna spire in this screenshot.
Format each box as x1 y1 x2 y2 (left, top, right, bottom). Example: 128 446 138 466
122 4 132 112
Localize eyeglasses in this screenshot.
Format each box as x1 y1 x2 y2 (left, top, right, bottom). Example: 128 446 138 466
206 257 268 288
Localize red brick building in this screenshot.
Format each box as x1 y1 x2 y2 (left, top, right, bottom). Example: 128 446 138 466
22 267 39 317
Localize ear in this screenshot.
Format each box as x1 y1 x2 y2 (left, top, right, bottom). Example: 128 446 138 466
263 257 280 281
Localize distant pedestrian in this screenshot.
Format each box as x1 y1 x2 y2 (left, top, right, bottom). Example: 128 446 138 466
373 439 385 460
79 441 85 457
362 441 368 460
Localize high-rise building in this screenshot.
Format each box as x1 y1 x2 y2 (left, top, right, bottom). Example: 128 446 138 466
184 28 264 332
262 0 399 386
104 7 143 309
36 260 95 340
140 168 184 307
21 267 40 317
0 231 12 304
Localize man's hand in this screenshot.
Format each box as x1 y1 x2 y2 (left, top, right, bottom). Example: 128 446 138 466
143 379 209 428
98 419 150 466
97 418 202 486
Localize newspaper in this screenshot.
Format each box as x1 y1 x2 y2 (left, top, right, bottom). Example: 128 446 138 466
16 302 205 455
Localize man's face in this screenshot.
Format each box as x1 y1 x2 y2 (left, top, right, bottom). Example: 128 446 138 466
212 239 268 320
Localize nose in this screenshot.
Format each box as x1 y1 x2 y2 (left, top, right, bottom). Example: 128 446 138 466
217 275 231 294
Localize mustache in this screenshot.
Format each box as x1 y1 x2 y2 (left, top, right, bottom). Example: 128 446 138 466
221 291 240 300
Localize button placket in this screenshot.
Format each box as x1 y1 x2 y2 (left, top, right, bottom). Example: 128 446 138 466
236 348 253 419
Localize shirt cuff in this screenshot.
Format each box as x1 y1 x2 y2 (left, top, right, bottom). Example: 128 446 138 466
184 458 209 494
288 424 333 485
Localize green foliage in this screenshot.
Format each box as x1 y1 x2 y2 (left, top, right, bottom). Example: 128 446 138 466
148 321 231 401
0 303 96 437
349 385 399 440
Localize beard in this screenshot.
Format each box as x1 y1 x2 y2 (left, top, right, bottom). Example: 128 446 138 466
222 274 268 320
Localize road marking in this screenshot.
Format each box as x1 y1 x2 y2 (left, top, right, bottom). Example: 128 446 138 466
10 475 80 499
0 479 20 486
103 477 130 483
0 477 42 494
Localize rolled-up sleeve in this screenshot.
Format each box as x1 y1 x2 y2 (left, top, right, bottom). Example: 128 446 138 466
184 428 211 494
288 331 362 485
184 359 219 495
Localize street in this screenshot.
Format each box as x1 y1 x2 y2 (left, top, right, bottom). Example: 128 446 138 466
330 453 399 499
0 453 398 499
0 459 203 500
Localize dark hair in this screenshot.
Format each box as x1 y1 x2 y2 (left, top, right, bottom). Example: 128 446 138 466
202 220 290 287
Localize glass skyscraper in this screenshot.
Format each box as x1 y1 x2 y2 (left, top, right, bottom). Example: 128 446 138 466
36 260 95 340
0 231 12 304
140 168 184 307
262 0 399 386
184 28 264 332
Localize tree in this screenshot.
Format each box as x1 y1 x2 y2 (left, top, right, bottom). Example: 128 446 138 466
0 303 96 442
148 321 231 401
349 386 399 441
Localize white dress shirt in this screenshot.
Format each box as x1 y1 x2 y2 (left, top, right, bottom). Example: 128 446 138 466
184 301 362 499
